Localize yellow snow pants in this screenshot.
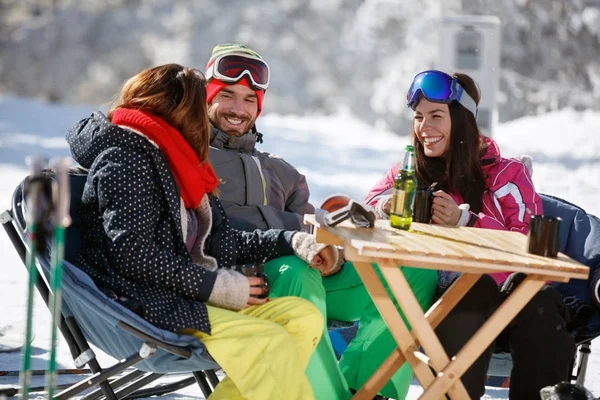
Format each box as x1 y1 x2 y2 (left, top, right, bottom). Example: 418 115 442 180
183 296 323 400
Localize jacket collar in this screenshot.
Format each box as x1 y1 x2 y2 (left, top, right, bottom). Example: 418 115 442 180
480 136 501 170
209 125 263 153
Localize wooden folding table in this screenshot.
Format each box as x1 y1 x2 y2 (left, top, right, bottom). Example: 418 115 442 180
305 215 589 400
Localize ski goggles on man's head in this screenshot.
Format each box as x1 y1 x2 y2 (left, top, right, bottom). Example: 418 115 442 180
206 53 270 91
406 70 478 118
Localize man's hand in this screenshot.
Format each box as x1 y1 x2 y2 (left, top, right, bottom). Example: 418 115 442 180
310 246 342 277
431 190 461 226
292 233 343 276
246 276 268 307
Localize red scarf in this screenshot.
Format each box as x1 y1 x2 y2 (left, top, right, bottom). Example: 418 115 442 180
112 108 219 209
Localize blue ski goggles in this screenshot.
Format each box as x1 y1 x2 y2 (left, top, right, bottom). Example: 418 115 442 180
407 70 478 118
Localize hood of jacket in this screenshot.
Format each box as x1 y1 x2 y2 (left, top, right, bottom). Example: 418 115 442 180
66 111 156 169
480 136 502 172
209 125 263 153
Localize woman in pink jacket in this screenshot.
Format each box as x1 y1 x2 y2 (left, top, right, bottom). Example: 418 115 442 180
365 70 575 400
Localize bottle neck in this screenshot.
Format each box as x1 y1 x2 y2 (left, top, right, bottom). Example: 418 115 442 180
402 151 415 172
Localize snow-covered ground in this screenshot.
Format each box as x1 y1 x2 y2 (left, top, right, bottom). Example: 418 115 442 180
0 96 598 399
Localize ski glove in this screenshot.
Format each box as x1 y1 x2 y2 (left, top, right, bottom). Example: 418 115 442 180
292 232 345 276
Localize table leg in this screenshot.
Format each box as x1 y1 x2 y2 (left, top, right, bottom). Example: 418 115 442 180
378 260 470 399
351 261 436 399
419 274 547 400
346 248 481 400
352 349 407 400
425 272 482 329
352 273 482 399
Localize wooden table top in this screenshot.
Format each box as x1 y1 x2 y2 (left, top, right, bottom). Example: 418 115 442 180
305 214 589 281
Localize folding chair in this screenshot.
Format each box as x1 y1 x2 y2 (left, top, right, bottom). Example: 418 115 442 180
1 168 221 399
487 193 600 386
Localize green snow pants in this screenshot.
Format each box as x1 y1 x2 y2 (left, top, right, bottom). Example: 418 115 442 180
264 255 438 400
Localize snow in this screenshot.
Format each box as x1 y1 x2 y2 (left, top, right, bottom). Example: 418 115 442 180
0 95 599 398
3 0 600 129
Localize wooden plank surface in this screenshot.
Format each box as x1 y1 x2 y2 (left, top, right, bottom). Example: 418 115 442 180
305 213 587 399
305 214 589 280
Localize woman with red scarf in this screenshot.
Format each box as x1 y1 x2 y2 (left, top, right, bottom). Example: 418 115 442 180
66 64 330 400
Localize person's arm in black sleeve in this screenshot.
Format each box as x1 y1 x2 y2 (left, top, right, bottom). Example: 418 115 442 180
232 228 296 265
92 148 217 301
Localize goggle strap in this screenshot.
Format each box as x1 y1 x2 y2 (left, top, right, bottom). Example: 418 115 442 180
206 63 215 80
456 89 478 118
316 200 376 228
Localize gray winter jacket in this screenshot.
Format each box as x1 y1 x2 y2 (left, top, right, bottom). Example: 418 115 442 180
209 126 315 231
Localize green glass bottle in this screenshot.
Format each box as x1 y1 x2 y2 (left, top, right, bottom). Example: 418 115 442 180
390 145 417 230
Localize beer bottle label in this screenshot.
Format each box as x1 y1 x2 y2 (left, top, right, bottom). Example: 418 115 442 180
391 189 415 217
391 191 407 216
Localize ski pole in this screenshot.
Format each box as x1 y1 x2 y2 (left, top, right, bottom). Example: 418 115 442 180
1 382 75 397
0 368 91 377
45 158 71 399
20 157 53 399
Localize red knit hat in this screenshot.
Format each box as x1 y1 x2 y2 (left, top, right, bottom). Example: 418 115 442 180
206 77 264 116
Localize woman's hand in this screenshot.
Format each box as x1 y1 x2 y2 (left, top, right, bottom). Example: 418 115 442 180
382 196 392 215
246 276 268 307
431 190 461 226
310 246 341 277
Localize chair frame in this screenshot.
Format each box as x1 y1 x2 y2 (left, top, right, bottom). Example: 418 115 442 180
485 191 600 386
487 335 593 386
571 339 592 386
1 181 220 399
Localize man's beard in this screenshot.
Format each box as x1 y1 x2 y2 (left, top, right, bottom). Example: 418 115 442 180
209 109 255 137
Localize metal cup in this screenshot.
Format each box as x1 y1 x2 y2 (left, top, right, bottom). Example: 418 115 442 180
527 215 561 257
237 263 270 299
413 186 433 223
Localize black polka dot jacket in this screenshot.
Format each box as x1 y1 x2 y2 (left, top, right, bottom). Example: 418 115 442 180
66 111 296 334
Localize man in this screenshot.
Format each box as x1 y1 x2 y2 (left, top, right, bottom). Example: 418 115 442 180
203 44 436 400
204 43 353 400
205 43 314 232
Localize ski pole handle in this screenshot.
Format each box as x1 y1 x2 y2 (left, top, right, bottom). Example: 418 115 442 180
51 158 71 229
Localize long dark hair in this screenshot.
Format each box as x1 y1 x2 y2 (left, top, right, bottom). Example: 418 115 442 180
412 72 488 213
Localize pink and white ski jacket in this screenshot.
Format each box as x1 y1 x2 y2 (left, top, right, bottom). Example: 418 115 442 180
364 137 543 285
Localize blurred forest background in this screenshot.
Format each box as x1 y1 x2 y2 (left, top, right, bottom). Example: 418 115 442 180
1 0 599 132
